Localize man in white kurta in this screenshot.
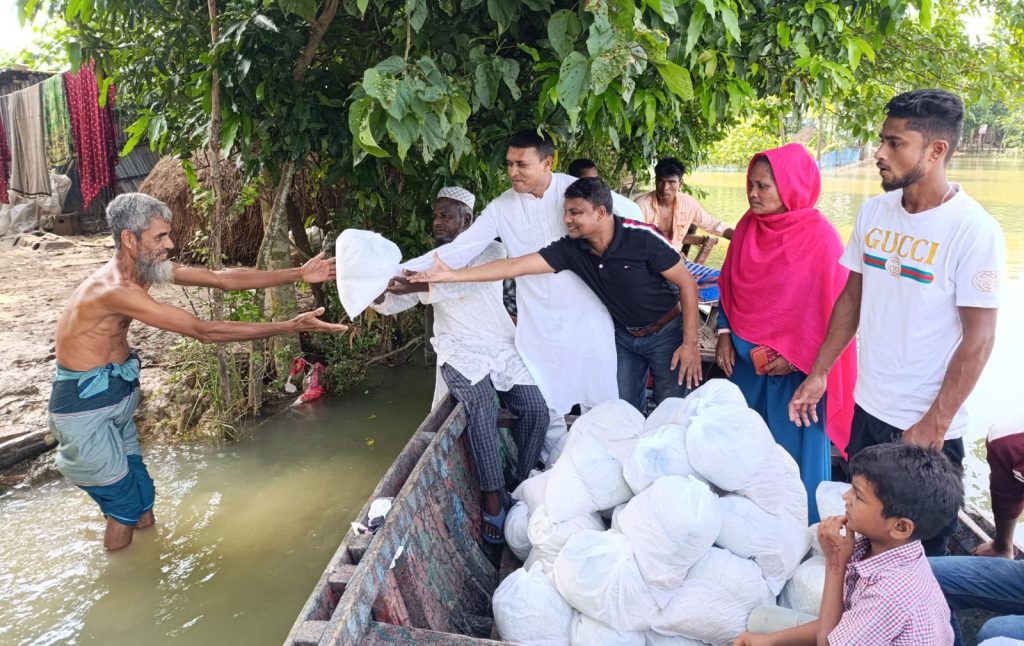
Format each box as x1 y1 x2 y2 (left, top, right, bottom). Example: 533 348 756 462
375 187 549 542
401 131 617 455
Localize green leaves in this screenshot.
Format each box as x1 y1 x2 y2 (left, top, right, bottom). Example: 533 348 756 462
556 51 590 126
548 10 582 60
655 60 693 100
487 0 518 34
278 0 317 22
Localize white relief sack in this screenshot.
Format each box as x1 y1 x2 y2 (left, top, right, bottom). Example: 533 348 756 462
616 476 721 602
553 530 661 632
715 494 810 595
504 501 532 561
492 563 573 646
779 556 827 617
334 229 402 319
685 406 774 492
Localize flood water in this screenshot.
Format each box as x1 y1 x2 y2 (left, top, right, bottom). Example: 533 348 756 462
0 364 433 645
689 155 1024 540
1 156 1021 646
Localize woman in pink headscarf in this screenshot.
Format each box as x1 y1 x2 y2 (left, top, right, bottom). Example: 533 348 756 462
715 143 857 523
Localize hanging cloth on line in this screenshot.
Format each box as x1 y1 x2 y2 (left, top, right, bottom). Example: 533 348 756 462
0 112 11 204
42 74 73 169
64 60 118 208
7 84 52 198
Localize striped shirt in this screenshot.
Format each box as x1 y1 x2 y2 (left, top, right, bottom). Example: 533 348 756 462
829 537 953 645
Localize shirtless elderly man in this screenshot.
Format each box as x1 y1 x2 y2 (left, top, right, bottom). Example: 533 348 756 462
50 192 345 550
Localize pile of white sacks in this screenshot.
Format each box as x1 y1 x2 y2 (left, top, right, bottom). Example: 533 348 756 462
493 380 836 646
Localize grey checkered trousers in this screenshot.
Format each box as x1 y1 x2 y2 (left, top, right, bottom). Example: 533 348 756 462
439 363 549 493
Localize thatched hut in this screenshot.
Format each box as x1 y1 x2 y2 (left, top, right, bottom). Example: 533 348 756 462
139 156 346 265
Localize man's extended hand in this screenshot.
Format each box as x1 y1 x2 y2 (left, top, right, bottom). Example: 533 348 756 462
386 274 429 295
300 252 336 284
902 414 946 451
789 373 827 427
407 252 456 283
288 307 349 333
671 342 703 390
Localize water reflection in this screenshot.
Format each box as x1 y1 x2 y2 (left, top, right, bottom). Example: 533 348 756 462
690 155 1024 541
0 364 434 645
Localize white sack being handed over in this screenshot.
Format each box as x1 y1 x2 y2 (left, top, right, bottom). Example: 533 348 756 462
334 229 402 319
685 406 774 492
616 476 721 602
544 434 632 522
553 530 661 632
816 481 851 521
504 501 532 561
623 424 698 495
492 563 573 646
512 469 553 513
779 556 827 617
570 612 645 646
653 548 774 646
734 445 808 525
715 495 811 595
526 504 605 576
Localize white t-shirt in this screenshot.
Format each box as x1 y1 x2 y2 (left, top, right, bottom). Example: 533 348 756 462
841 186 1006 439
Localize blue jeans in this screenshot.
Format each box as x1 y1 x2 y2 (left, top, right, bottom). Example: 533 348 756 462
929 555 1024 645
615 315 688 412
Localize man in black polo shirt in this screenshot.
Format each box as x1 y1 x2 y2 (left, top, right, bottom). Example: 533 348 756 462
409 176 702 411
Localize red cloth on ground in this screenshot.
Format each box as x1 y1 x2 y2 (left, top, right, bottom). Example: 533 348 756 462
64 61 118 208
0 114 10 204
718 142 857 454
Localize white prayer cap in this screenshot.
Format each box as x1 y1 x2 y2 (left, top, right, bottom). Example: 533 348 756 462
436 186 475 211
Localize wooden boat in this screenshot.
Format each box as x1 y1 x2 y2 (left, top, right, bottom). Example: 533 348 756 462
286 396 1022 645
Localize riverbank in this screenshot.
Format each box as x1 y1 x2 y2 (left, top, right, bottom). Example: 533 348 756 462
0 232 183 458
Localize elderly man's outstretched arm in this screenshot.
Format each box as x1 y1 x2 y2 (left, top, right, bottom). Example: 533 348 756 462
172 252 336 290
103 284 346 343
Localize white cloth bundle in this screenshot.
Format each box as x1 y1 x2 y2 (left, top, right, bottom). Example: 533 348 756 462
570 612 645 646
685 406 774 492
334 229 402 319
526 504 604 576
492 563 573 645
623 424 698 495
779 556 827 617
616 476 721 603
504 501 532 561
715 494 811 595
553 530 661 632
654 547 775 646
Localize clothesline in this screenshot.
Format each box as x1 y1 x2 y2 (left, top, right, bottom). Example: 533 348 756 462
0 60 118 207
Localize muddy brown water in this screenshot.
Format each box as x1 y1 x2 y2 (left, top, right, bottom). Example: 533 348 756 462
0 364 433 645
0 156 1021 645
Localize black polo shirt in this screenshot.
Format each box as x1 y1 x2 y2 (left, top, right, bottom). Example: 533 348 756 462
538 217 683 329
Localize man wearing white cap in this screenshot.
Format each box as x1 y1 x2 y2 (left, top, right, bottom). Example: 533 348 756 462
372 187 549 544
401 130 619 458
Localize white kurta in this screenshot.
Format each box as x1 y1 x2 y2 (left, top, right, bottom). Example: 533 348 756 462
401 173 617 413
374 242 534 407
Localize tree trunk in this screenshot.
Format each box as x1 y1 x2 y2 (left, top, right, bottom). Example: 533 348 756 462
257 163 300 379
287 196 326 309
207 0 232 412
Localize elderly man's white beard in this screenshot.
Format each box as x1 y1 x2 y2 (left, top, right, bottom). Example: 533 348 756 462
136 257 173 285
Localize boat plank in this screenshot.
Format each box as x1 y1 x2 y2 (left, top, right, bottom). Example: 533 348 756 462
363 621 506 645
283 397 455 642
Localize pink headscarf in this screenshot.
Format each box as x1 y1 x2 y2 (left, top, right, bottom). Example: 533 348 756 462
718 143 857 454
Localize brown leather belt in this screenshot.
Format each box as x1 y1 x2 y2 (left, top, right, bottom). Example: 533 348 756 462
625 303 680 338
